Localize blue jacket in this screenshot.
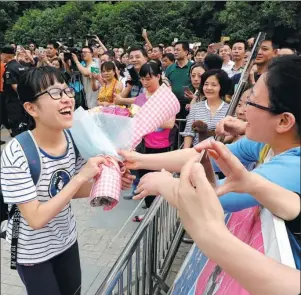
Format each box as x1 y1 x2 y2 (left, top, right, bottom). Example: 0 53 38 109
215 137 301 269
215 137 300 211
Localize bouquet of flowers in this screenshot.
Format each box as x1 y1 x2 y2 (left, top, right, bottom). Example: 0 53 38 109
70 84 180 210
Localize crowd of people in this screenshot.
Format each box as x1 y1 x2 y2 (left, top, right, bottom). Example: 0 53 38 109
0 28 300 295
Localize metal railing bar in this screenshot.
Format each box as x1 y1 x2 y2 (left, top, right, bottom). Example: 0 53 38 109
142 233 147 294
118 273 123 295
126 257 132 295
158 223 185 282
96 197 165 294
153 212 159 272
135 243 140 295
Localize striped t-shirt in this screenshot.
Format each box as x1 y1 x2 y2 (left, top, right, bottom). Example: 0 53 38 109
1 131 86 264
181 100 229 146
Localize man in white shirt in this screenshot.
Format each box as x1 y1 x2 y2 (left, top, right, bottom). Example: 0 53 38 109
220 44 234 76
72 46 99 109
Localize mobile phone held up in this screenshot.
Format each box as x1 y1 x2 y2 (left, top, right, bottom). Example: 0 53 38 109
183 86 191 93
86 35 96 39
38 47 45 55
213 42 223 50
91 67 100 74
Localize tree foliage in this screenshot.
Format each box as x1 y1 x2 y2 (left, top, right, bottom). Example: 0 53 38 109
219 1 301 48
2 1 301 51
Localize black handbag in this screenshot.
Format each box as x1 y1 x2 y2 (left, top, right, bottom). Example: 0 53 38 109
135 139 146 154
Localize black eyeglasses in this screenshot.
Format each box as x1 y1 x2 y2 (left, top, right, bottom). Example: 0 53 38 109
32 87 75 101
245 96 277 113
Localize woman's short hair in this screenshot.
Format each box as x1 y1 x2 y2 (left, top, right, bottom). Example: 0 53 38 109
114 60 126 77
139 60 162 84
51 57 64 69
139 60 162 78
266 55 301 137
162 53 175 63
17 66 65 104
101 61 118 79
200 69 232 98
189 62 206 76
204 54 223 71
120 52 127 60
17 66 65 129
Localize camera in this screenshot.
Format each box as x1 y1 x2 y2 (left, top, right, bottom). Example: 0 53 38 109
61 46 81 62
86 34 98 47
126 65 141 86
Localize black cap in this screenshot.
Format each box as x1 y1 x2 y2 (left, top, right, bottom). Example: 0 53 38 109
0 46 15 55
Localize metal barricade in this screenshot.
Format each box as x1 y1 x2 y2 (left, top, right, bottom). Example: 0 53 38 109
96 31 266 294
96 192 184 295
175 119 186 149
97 120 186 295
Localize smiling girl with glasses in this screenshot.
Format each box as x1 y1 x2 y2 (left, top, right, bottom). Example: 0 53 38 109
1 66 133 295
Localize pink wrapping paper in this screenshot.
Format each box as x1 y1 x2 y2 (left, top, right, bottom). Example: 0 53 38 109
90 156 126 211
90 84 180 210
131 84 180 148
102 106 131 117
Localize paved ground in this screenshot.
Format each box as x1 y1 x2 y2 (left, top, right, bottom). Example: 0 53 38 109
0 128 191 295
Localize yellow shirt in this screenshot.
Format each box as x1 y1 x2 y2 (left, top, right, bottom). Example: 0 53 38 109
98 78 120 103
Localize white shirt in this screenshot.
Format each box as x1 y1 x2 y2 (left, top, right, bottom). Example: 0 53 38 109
81 60 99 109
1 131 86 264
181 100 229 146
222 60 235 77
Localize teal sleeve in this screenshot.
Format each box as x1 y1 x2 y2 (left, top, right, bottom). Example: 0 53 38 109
218 148 301 212
212 137 264 172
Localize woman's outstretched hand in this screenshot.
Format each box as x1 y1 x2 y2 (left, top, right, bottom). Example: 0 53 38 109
177 157 226 241
194 140 251 196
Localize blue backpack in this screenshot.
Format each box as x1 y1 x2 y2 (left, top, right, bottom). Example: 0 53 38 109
0 130 78 269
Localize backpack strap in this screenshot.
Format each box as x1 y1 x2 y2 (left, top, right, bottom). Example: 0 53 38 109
9 131 41 270
15 131 42 186
65 129 79 160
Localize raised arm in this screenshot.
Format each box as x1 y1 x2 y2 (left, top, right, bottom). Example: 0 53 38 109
94 35 108 52
119 147 198 173
71 53 91 77
113 93 135 106
1 155 107 230
204 140 300 220
142 29 153 50
177 159 300 295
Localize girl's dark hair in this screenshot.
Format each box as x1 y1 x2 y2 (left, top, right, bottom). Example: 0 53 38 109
139 60 162 84
52 57 64 69
17 66 65 103
114 60 126 77
162 53 175 63
101 61 118 80
266 55 301 137
204 54 223 71
17 66 66 129
200 69 232 98
189 62 206 76
120 52 127 61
